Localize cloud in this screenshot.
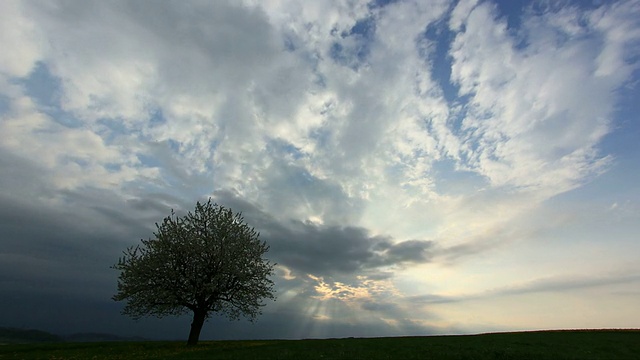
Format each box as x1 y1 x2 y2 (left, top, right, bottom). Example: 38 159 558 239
493 273 640 297
0 1 43 78
1 1 311 196
447 0 640 197
373 239 436 265
0 195 131 305
4 0 634 229
449 0 479 31
409 272 640 305
212 189 435 278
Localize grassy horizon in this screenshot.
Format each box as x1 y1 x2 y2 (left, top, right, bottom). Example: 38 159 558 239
1 329 639 360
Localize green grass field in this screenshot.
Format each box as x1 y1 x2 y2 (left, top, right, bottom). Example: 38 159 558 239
1 330 638 360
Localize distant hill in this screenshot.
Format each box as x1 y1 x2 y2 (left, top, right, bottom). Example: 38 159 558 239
0 327 147 344
0 327 62 344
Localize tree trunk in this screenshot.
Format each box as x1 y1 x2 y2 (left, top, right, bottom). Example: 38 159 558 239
187 309 206 346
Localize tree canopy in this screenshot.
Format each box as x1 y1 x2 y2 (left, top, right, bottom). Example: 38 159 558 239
112 199 276 345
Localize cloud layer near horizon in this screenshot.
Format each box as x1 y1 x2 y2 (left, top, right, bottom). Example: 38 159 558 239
1 0 639 339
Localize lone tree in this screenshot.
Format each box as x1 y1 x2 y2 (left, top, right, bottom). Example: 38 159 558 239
112 199 276 345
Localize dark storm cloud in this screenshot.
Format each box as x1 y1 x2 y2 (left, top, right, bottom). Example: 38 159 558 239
0 177 437 339
266 224 436 276
0 150 58 202
272 224 386 275
213 190 437 278
373 239 436 265
0 193 164 303
0 154 193 337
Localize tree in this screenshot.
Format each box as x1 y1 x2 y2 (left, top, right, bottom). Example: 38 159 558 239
112 199 276 345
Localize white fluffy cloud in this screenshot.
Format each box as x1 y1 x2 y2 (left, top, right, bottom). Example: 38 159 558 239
449 1 638 198
4 0 634 216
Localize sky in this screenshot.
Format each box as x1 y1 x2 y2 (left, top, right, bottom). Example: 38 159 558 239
1 0 639 341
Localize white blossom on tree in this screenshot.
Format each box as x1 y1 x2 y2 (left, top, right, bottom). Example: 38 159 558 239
112 199 276 345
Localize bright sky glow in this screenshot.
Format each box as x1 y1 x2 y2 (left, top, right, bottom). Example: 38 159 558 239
1 0 639 339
